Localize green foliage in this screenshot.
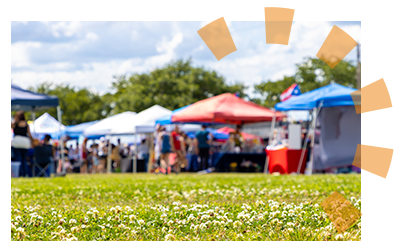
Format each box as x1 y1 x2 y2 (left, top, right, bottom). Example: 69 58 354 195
19 57 357 123
254 57 358 108
21 59 247 124
110 58 247 113
28 83 107 125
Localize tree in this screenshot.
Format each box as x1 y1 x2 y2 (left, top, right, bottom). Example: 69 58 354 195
254 57 358 108
28 82 107 125
110 58 247 113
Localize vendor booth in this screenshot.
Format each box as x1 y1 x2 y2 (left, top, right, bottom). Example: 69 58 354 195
171 93 286 173
273 83 361 174
109 105 172 173
11 83 63 177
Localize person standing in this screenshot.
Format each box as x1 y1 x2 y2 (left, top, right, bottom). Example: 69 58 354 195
195 125 213 170
153 125 162 171
233 125 244 151
11 111 34 177
97 137 107 173
91 144 99 173
158 126 171 174
80 137 89 174
57 139 70 173
171 125 186 173
137 138 150 172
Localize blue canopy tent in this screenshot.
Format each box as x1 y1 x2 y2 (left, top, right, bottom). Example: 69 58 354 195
11 84 59 112
156 105 190 125
275 83 357 111
64 120 100 140
274 83 360 174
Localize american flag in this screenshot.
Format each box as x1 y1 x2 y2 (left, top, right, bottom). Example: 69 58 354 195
280 83 301 102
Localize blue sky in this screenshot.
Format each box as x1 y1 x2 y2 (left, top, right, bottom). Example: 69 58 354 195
11 21 361 96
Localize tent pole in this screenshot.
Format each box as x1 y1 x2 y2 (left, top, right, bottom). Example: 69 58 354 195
57 106 65 174
308 102 323 174
107 136 112 173
264 110 276 174
296 140 308 174
147 133 153 173
296 115 313 174
268 109 276 145
133 133 137 174
31 108 36 139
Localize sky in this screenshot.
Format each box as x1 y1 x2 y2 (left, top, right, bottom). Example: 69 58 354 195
11 21 361 97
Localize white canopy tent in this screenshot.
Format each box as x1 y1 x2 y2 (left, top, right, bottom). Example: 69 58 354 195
29 112 66 139
83 111 137 137
82 111 138 173
110 105 171 135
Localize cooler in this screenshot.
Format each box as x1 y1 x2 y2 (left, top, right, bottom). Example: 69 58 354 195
266 148 308 174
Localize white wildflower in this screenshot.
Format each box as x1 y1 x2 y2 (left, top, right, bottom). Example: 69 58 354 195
165 234 175 241
233 221 242 228
335 234 344 240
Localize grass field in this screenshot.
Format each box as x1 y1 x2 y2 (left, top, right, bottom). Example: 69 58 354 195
11 173 361 241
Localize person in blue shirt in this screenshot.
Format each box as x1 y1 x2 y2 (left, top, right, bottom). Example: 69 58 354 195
195 125 213 170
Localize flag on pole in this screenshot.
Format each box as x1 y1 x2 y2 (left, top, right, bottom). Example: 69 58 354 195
280 83 301 102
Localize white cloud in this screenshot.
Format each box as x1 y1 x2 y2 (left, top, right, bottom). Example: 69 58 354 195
11 21 360 98
44 21 82 38
11 41 41 68
156 32 183 53
85 32 99 41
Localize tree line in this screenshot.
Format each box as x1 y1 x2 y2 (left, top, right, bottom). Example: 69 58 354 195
25 57 357 126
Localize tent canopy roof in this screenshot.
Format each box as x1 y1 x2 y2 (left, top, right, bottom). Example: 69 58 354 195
64 120 99 139
275 83 357 111
110 105 172 135
11 84 59 110
83 111 137 137
156 105 191 125
172 93 285 124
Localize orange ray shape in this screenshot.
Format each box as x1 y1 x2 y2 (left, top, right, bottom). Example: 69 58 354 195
316 25 358 69
321 191 361 233
264 7 295 45
197 17 237 61
351 78 392 114
350 89 362 113
353 144 393 178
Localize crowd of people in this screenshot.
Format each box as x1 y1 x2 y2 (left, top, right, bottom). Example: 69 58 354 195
11 119 220 177
11 110 260 177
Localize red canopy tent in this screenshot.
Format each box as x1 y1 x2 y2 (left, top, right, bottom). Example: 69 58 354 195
171 93 285 124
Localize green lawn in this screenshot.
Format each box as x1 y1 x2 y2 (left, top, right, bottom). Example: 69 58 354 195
11 173 361 241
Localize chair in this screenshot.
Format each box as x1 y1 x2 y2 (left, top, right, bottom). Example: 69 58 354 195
33 144 54 177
